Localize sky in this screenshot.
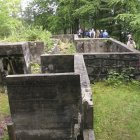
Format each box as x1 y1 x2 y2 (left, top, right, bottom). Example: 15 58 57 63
21 0 32 10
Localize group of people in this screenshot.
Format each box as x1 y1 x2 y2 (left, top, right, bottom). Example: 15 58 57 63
77 28 109 38
78 27 136 49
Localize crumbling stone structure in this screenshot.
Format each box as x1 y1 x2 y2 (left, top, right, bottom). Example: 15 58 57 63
74 37 138 53
52 34 74 43
0 41 44 86
28 41 44 64
41 54 94 139
84 53 140 82
7 74 82 140
41 54 74 73
73 36 140 81
0 42 30 85
5 34 140 140
6 54 94 140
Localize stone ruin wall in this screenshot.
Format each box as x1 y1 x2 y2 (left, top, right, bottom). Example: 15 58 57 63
41 54 74 73
40 54 94 139
28 41 44 64
0 42 30 85
3 34 140 140
52 34 74 43
6 74 82 140
84 53 140 82
73 36 140 81
74 37 138 53
6 53 94 140
0 41 44 85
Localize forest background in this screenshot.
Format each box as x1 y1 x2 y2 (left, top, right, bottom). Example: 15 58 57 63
0 0 140 48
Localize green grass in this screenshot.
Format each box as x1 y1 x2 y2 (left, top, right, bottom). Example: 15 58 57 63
0 91 10 140
1 83 140 140
0 92 9 121
92 82 140 140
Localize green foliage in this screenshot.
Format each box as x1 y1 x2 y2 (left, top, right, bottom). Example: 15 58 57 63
0 92 9 115
58 41 76 54
0 92 9 140
23 0 140 48
30 62 41 74
106 67 134 86
0 0 22 37
2 134 9 140
1 26 53 50
110 0 140 47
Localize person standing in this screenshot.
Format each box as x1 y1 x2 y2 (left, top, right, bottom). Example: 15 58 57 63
99 30 103 38
95 29 100 38
78 28 83 38
91 28 96 38
127 38 136 49
103 30 109 38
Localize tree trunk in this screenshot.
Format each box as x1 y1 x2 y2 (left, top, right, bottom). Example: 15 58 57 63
73 18 79 34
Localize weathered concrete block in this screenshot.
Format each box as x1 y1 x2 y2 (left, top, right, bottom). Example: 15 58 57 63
6 74 82 140
74 55 93 131
0 42 31 85
41 54 74 73
74 37 138 53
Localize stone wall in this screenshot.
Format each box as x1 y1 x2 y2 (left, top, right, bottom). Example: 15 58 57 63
74 37 138 53
0 42 30 73
41 54 74 73
52 34 74 43
84 53 140 82
6 74 82 140
28 41 44 64
40 54 95 139
48 39 60 54
74 54 94 140
0 42 31 85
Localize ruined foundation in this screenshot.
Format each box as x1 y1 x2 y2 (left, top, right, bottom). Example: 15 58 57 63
5 35 140 140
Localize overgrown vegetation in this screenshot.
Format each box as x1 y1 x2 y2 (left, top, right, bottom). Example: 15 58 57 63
0 91 10 140
58 41 76 54
0 0 53 50
1 26 53 51
92 81 140 140
30 62 41 74
106 67 135 87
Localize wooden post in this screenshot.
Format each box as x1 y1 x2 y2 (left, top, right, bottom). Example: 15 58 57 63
7 122 16 140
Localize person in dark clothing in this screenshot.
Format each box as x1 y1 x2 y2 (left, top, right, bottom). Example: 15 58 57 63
99 30 103 38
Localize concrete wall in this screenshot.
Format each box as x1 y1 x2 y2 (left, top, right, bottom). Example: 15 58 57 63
48 39 60 54
74 55 94 139
84 53 140 82
28 42 44 64
0 42 30 73
52 34 74 43
6 74 82 140
74 37 138 53
41 54 74 73
0 42 31 85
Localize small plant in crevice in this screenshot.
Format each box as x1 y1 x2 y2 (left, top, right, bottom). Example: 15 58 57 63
106 67 135 86
30 62 41 74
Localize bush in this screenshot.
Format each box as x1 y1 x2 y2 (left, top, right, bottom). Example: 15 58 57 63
1 26 53 51
106 67 135 86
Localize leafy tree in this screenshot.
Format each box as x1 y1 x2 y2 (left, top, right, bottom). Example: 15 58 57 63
23 0 140 48
0 0 22 37
108 0 140 47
